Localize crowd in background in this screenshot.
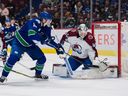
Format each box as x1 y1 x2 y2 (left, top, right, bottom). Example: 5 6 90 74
0 0 128 28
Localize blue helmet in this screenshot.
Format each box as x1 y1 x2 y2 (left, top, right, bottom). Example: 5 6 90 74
39 11 52 20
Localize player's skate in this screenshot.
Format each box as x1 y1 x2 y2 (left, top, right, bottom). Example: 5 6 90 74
34 74 49 81
0 76 7 84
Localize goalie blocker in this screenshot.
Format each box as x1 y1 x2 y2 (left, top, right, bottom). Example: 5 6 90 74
52 64 118 79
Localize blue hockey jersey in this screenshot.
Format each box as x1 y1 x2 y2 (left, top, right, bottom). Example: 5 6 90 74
15 18 58 48
2 25 17 43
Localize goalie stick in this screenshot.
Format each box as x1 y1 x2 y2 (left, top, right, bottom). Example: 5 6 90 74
47 33 74 77
64 56 74 76
53 34 74 76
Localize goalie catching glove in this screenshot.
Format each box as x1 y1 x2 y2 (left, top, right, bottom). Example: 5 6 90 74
93 57 109 72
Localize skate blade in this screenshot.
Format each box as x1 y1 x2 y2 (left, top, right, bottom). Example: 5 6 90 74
0 82 4 85
0 78 7 85
34 78 49 81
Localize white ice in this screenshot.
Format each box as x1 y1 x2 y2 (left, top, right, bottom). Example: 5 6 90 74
0 54 128 96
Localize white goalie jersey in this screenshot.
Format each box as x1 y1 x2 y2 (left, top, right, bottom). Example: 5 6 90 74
67 36 95 62
60 28 98 62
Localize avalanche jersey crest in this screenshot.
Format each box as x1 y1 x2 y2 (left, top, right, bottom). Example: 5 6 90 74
72 43 82 54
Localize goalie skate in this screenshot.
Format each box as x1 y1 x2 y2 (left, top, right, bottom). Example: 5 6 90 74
34 74 49 81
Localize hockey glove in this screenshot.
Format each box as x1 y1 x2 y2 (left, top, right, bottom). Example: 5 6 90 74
98 61 108 72
59 53 67 59
0 49 7 58
56 44 65 55
93 57 109 72
56 44 67 59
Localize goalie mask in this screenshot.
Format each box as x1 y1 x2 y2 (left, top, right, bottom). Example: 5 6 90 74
78 24 88 38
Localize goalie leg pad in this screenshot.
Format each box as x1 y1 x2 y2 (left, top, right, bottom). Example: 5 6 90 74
68 57 81 71
52 64 68 77
52 64 118 79
73 65 118 79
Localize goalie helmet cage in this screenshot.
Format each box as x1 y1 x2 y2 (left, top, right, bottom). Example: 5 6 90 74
92 22 121 77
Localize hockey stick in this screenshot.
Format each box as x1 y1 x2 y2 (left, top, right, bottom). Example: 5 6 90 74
0 57 35 71
98 58 108 63
54 41 78 77
0 65 34 78
17 61 35 70
53 34 74 76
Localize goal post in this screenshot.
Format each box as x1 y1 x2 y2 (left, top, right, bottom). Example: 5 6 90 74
92 22 121 77
121 22 128 77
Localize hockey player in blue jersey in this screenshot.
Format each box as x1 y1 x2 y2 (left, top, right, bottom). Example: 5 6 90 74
1 19 17 63
0 12 64 83
3 19 17 46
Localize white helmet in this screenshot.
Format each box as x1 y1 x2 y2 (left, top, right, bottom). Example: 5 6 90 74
78 24 88 38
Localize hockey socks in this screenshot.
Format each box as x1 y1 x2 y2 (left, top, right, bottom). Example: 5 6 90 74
2 63 13 77
35 63 44 75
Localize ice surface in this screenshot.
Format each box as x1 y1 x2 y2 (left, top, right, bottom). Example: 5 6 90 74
0 54 128 96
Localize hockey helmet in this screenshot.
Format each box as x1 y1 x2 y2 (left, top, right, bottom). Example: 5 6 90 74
39 11 52 20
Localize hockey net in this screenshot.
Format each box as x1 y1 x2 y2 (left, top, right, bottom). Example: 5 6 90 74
92 22 128 77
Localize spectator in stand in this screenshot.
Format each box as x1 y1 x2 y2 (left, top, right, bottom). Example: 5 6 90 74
64 12 76 28
0 3 10 20
0 0 126 28
84 13 90 28
6 0 16 18
0 14 6 26
73 1 83 24
82 0 90 14
52 12 60 28
11 17 19 30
